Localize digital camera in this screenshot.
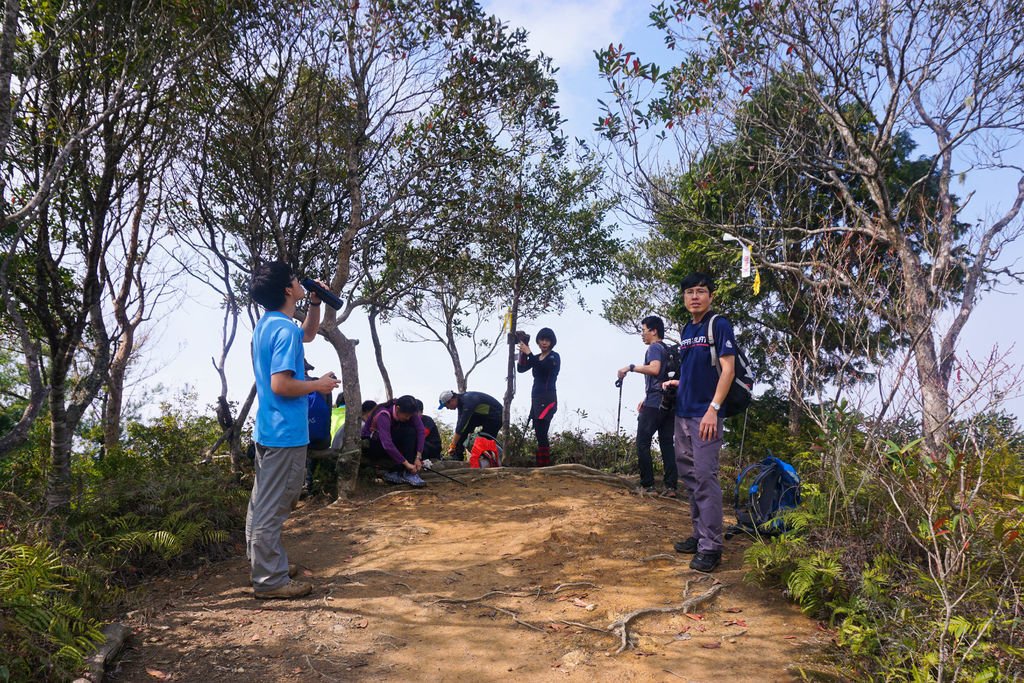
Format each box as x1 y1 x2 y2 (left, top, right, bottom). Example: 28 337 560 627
515 330 530 345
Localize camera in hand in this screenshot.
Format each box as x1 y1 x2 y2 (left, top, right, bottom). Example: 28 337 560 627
659 367 680 412
301 277 343 310
515 330 530 345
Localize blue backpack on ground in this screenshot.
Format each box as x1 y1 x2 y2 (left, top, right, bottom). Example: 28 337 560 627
307 392 331 450
727 453 801 538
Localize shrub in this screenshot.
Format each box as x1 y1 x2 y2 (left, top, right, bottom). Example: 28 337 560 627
742 406 1024 681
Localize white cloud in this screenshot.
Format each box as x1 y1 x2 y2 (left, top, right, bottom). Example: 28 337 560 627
484 0 632 73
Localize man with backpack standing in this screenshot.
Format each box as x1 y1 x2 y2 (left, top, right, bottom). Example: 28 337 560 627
616 315 678 497
665 272 737 573
247 262 340 598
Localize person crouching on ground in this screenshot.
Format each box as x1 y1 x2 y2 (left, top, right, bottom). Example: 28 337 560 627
437 389 503 461
663 272 735 573
247 261 340 599
516 327 560 466
414 399 443 462
361 395 427 487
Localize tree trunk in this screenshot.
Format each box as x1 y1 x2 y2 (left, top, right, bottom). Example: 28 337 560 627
323 326 362 496
912 331 950 458
445 321 468 393
368 307 393 401
501 297 520 442
0 314 47 456
0 0 19 175
787 349 804 437
102 339 131 451
45 376 72 517
231 384 257 475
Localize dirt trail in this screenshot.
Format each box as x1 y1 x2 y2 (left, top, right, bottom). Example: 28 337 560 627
109 469 829 682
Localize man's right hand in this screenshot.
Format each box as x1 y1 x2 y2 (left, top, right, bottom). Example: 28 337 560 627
312 372 341 393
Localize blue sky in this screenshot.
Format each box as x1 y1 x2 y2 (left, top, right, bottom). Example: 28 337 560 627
145 0 1023 434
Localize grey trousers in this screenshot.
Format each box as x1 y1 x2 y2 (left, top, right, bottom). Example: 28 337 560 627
246 443 306 591
674 416 724 553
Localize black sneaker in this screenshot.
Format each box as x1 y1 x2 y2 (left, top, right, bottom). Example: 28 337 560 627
690 551 722 573
673 537 698 554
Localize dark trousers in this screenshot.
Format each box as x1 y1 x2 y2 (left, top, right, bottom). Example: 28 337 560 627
637 406 677 490
365 420 419 472
454 413 502 458
531 400 557 447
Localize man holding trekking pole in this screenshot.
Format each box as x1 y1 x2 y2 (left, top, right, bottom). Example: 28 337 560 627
617 315 678 498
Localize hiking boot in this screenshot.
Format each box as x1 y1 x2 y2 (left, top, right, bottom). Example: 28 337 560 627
673 537 698 554
660 489 678 499
253 579 312 600
635 485 656 495
382 470 404 484
402 472 426 487
689 551 722 573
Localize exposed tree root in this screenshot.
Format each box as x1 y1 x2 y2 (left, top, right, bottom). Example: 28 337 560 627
428 581 600 606
641 554 679 563
558 619 612 634
356 489 425 507
608 583 725 654
429 589 542 605
492 606 545 632
424 463 635 491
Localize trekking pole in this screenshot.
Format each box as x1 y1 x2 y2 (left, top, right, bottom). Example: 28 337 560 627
614 377 624 434
422 461 469 487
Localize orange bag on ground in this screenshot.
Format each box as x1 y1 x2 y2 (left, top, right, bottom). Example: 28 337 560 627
468 435 501 468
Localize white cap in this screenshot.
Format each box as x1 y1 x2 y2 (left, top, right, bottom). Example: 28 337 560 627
438 390 456 409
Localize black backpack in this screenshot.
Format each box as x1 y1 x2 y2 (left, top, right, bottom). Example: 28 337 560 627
658 341 682 412
727 454 801 538
707 314 754 418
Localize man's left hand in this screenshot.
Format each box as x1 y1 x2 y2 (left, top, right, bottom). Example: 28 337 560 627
699 408 719 441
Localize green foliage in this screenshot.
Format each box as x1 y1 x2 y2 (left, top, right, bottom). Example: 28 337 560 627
64 398 248 576
0 541 104 682
741 406 1024 680
721 389 817 464
1 393 249 678
551 429 637 475
497 411 637 475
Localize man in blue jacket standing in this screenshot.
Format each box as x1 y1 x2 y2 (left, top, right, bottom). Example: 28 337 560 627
665 272 736 573
247 262 339 599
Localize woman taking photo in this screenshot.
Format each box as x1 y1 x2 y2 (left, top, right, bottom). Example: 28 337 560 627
517 327 560 466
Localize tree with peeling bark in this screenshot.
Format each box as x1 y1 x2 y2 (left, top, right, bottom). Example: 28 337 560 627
596 0 1024 456
602 82 956 436
0 0 238 516
179 1 563 493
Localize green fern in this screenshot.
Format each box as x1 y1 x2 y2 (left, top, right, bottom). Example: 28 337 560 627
0 540 104 682
786 550 844 616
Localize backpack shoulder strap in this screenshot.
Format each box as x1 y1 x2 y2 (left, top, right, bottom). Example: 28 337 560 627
707 313 720 372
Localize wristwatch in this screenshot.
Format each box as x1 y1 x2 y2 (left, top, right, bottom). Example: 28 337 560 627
710 401 721 412
629 363 635 372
